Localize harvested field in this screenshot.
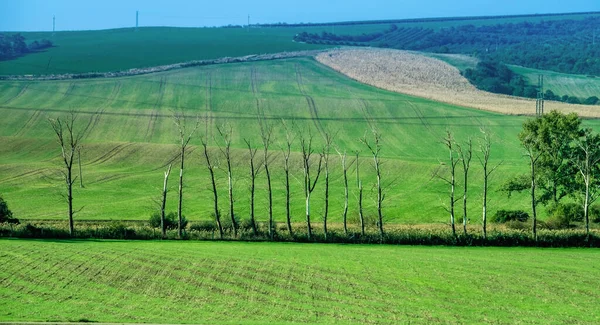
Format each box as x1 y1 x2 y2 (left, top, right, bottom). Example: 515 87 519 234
316 48 600 117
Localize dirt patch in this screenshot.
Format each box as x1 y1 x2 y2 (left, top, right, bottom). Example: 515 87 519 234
316 48 600 118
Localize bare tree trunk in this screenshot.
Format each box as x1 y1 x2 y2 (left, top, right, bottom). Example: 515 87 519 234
439 131 459 238
285 156 292 235
282 121 295 236
458 139 472 236
67 165 74 235
478 130 500 241
217 125 237 237
161 164 172 239
322 133 333 240
49 112 84 237
173 112 199 239
202 140 223 239
356 152 364 236
260 122 274 240
245 140 258 236
530 157 538 242
178 145 185 239
362 129 384 240
482 174 488 239
266 160 273 240
301 132 322 240
338 150 350 235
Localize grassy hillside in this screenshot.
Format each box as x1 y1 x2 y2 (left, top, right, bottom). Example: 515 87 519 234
2 12 598 76
511 65 600 99
0 57 549 223
1 239 599 324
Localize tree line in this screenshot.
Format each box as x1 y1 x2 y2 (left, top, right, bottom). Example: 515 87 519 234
2 110 599 245
463 60 599 105
0 33 53 61
295 17 600 76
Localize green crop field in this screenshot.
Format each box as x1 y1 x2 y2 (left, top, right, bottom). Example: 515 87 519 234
511 65 600 99
0 56 555 224
2 56 600 224
1 239 599 324
3 12 598 76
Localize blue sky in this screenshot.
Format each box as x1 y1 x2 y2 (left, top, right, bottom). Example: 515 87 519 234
1 0 599 31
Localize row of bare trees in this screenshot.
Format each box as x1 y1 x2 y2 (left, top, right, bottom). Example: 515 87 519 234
157 113 387 240
438 130 500 239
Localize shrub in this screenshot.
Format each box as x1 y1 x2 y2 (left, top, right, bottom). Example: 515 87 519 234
549 203 583 223
492 210 529 223
148 212 187 230
104 222 136 239
588 205 600 222
505 220 529 230
190 220 216 232
0 195 18 224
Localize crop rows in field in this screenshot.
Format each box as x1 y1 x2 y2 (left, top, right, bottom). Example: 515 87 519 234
1 240 599 324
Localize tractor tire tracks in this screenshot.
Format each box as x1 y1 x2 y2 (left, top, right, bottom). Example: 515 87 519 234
295 63 325 137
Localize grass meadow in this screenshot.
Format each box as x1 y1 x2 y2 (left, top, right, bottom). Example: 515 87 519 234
1 239 599 324
0 56 558 224
511 65 600 99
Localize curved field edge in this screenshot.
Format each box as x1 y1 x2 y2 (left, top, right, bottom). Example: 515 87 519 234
0 239 599 324
316 48 600 117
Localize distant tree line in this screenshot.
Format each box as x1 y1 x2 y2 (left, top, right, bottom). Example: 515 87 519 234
296 17 600 76
0 33 53 61
463 60 538 98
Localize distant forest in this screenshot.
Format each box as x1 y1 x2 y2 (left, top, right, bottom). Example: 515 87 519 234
295 17 600 76
0 33 53 61
295 17 600 102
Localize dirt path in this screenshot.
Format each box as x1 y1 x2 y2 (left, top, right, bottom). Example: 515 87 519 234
316 48 600 118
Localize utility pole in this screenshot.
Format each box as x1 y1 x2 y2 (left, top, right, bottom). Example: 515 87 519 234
536 75 544 117
247 14 250 32
136 11 139 31
52 15 55 35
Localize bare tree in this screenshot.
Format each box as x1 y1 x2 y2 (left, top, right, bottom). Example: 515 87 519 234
522 138 542 241
217 124 238 237
160 164 173 238
49 112 85 236
438 131 460 237
361 129 384 240
244 139 260 236
457 138 472 236
300 131 323 240
356 151 365 236
477 130 500 240
336 149 355 235
173 112 199 239
201 136 224 239
322 132 334 240
281 121 295 235
260 122 274 240
574 129 600 239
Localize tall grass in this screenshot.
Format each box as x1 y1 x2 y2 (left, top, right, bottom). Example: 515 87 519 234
2 221 598 247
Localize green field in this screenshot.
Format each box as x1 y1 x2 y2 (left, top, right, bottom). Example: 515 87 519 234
2 12 598 76
1 239 598 324
511 65 600 99
1 56 559 223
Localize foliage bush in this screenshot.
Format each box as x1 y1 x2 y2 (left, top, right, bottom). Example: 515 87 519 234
0 195 18 224
190 220 217 232
552 203 583 222
491 210 530 223
591 205 600 223
148 212 187 230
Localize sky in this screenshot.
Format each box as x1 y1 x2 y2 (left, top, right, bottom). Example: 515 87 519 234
1 0 599 31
